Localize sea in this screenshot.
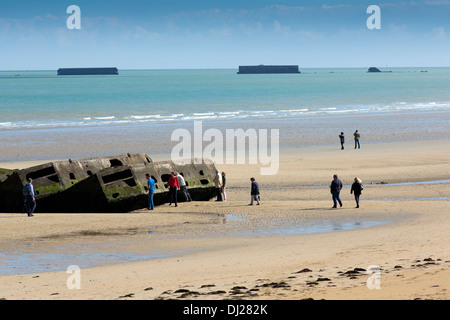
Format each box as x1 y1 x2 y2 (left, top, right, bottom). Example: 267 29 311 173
1 67 450 161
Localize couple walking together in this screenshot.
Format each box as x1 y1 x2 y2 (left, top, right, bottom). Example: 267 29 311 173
330 174 364 208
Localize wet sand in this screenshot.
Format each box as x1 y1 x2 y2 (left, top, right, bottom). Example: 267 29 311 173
1 139 450 300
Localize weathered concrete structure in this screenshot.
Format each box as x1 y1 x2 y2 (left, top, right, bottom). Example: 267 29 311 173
57 68 119 76
367 67 392 73
238 65 300 74
0 154 217 213
368 67 381 73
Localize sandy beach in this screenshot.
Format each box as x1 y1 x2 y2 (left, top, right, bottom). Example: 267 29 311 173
1 139 450 301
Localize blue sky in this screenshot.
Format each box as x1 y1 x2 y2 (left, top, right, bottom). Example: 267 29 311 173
1 1 450 70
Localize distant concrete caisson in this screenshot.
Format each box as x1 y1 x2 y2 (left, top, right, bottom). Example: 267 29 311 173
367 67 382 73
238 65 301 74
57 68 119 76
367 67 392 73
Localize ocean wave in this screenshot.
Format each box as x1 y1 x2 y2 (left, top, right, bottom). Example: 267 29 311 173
0 122 12 128
218 111 241 115
279 108 308 113
2 101 450 130
193 112 215 116
94 116 115 120
129 115 162 119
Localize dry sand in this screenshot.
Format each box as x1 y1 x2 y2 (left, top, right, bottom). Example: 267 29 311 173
1 139 450 300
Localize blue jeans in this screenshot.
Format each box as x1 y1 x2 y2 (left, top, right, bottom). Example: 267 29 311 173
148 192 154 210
332 192 342 208
26 195 36 216
355 140 360 149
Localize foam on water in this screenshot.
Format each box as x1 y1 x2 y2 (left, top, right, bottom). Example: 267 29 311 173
2 68 450 130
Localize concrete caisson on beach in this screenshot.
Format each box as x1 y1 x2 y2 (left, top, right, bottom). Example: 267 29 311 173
0 154 217 213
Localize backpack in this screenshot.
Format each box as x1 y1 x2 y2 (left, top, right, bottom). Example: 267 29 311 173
22 184 30 196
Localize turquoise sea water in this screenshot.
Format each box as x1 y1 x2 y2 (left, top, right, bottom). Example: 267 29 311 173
1 68 450 162
1 68 450 130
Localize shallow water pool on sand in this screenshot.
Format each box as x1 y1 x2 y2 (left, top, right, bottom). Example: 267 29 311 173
0 216 391 275
229 179 450 191
0 248 188 276
225 215 390 236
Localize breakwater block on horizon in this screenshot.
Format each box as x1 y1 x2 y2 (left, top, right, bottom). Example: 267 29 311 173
0 154 217 213
367 67 392 73
57 67 119 76
237 65 301 74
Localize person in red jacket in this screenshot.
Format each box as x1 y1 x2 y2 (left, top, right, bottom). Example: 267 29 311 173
168 171 180 207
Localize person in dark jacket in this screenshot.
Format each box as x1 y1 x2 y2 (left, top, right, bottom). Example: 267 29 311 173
330 174 343 208
23 178 36 217
350 177 364 208
249 177 260 205
339 132 345 150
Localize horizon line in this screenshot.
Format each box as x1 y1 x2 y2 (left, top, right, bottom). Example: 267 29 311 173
0 66 448 72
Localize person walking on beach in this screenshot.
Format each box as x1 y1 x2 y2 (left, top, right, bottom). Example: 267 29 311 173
249 177 260 205
221 172 227 201
177 172 192 202
354 130 361 149
330 174 343 208
22 178 36 217
350 177 364 208
168 172 180 207
213 170 223 201
145 174 156 210
339 132 345 150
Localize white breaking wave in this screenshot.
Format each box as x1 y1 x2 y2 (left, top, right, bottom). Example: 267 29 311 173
193 112 215 116
2 101 450 131
0 122 12 127
94 116 115 120
130 115 162 119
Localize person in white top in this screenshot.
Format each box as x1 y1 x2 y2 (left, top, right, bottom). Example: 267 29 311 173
177 172 192 202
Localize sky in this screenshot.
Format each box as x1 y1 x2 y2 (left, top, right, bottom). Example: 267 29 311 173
1 0 450 70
